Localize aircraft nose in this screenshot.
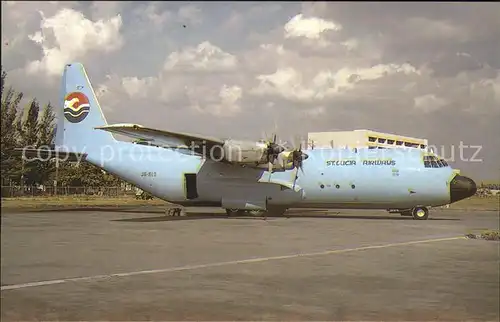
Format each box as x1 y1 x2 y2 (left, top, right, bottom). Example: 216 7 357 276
450 175 477 203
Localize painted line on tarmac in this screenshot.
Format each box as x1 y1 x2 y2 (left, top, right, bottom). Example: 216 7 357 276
1 236 465 291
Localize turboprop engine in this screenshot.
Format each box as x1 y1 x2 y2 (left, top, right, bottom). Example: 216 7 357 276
222 142 308 174
221 139 285 165
219 134 307 173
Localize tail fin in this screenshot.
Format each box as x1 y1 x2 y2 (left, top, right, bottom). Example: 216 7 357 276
55 63 116 153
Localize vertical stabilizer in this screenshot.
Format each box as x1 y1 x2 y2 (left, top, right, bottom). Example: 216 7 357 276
55 63 116 153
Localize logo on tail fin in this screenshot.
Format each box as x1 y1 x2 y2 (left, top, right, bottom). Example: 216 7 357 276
64 92 90 123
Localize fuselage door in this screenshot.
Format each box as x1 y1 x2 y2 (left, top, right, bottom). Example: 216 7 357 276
184 173 198 200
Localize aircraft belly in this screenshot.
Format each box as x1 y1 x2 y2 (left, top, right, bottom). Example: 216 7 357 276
197 178 303 206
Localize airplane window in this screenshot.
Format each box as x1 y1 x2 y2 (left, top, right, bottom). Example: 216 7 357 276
424 157 448 168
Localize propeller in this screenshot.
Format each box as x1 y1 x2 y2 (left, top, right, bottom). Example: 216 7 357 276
289 136 308 189
264 133 286 175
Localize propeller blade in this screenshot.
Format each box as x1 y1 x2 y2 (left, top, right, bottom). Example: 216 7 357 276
292 167 299 190
294 134 303 151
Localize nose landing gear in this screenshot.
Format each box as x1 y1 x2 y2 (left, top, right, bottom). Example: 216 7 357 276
411 207 429 220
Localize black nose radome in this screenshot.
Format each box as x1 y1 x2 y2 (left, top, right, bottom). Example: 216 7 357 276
450 175 477 203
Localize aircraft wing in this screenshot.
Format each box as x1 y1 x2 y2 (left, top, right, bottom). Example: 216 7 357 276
95 124 225 152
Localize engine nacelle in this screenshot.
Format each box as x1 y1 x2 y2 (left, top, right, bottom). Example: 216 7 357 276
222 139 268 164
250 150 297 172
252 161 294 172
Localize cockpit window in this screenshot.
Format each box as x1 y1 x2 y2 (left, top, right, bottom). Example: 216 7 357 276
423 155 449 168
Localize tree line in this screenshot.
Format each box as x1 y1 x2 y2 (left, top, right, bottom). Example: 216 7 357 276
1 67 122 188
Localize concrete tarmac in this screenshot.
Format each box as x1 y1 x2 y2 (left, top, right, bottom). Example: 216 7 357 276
1 208 499 321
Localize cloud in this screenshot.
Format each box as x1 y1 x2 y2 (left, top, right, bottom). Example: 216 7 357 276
404 17 470 43
284 13 342 39
121 76 157 99
133 2 172 28
301 106 325 118
252 63 421 102
26 8 123 77
1 2 499 180
189 84 243 116
177 4 203 26
414 94 449 113
466 72 500 114
163 41 238 72
89 1 124 20
341 38 359 51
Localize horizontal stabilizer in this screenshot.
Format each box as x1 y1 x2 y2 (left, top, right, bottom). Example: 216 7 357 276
13 148 87 162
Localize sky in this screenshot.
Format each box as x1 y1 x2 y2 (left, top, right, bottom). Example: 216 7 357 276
1 1 499 181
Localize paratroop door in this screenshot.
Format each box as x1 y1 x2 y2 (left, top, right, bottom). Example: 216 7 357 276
184 173 198 199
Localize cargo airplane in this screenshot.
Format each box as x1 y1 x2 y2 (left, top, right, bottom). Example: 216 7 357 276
21 63 477 220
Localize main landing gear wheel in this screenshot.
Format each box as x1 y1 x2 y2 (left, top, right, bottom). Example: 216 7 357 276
249 208 288 220
225 209 245 216
225 208 288 219
248 210 265 217
412 207 429 220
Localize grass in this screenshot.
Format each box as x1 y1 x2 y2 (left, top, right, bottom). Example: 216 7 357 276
1 195 498 212
1 195 167 210
465 229 500 241
443 196 499 211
